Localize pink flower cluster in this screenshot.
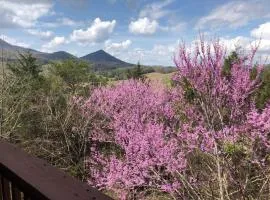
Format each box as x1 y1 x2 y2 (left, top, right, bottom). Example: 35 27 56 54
81 81 189 198
77 39 270 199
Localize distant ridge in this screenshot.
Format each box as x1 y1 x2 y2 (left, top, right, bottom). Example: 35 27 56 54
0 39 71 62
80 50 134 70
0 39 17 50
0 39 134 70
36 51 76 61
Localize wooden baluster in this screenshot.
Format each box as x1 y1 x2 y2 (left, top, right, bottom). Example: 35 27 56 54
23 193 30 200
0 174 3 200
11 184 22 200
1 177 11 200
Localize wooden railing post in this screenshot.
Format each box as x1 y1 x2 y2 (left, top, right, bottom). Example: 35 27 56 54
0 140 112 200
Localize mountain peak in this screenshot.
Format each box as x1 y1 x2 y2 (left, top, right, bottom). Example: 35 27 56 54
80 49 134 70
91 49 110 56
81 49 121 62
96 49 106 53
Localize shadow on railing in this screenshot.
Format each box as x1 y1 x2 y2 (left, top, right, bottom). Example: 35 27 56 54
0 140 112 200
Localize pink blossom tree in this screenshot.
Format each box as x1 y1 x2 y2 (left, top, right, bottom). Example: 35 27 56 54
77 38 270 199
172 38 270 199
79 80 189 199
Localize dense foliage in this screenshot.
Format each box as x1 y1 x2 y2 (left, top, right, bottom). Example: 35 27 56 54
256 65 270 109
0 55 107 180
1 38 270 200
77 39 270 199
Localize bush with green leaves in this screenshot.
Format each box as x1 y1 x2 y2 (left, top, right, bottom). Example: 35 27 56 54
1 54 107 180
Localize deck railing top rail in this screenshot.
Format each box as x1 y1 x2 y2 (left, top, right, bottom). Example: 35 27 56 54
0 140 112 200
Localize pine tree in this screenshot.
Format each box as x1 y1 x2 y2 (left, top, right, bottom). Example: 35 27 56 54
127 62 144 80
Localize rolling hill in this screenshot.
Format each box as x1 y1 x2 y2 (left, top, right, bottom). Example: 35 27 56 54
0 39 40 60
0 39 134 70
36 51 76 61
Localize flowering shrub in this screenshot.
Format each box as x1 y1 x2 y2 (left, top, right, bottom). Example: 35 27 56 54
78 81 186 198
172 39 270 199
78 39 270 199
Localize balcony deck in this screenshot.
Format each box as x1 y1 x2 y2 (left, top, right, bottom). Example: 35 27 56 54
0 140 112 200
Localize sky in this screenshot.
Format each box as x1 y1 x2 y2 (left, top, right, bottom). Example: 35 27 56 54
0 0 270 66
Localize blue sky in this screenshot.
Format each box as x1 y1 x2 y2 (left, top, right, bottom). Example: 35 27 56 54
0 0 270 66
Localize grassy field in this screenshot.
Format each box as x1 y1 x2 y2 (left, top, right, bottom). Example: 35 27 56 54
145 72 174 87
108 72 175 87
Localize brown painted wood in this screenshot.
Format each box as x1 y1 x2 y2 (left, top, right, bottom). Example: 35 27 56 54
23 194 30 200
11 185 22 200
0 163 48 200
0 140 112 200
0 174 3 200
2 177 11 200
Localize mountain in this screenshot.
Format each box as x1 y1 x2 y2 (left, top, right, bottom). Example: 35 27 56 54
0 39 71 62
0 39 40 60
0 39 134 70
0 39 18 50
36 51 76 61
80 50 134 70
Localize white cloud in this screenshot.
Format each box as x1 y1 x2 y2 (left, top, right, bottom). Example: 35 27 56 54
70 18 116 45
122 35 268 66
129 17 184 35
129 17 159 35
195 35 270 62
0 0 52 28
195 0 270 30
41 36 66 52
139 0 174 20
250 39 270 55
216 23 270 56
251 22 270 39
220 23 270 57
128 0 186 36
122 31 270 66
135 45 175 66
105 40 132 54
39 17 82 28
219 36 251 52
27 29 54 39
59 17 77 26
130 0 184 35
160 22 186 33
118 42 178 66
0 34 30 48
152 44 176 56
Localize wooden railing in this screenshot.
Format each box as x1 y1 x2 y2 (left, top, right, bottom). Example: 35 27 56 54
0 140 112 200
